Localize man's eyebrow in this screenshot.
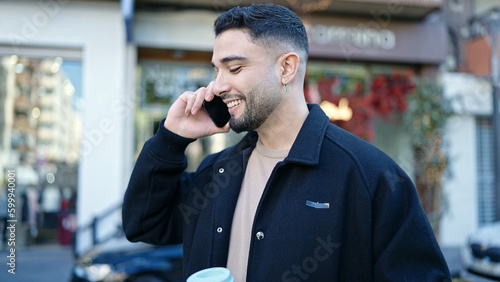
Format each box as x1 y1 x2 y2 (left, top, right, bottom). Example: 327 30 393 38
211 55 248 68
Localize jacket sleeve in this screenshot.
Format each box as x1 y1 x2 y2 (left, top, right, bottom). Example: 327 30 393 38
122 120 196 245
371 165 451 282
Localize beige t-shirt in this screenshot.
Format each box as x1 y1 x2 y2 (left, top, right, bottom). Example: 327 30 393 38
226 139 290 282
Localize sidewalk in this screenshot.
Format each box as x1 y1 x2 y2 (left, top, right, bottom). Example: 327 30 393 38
0 244 75 282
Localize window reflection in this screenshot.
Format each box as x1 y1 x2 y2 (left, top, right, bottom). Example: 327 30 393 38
0 55 81 246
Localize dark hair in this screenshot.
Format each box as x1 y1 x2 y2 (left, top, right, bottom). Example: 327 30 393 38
214 4 309 59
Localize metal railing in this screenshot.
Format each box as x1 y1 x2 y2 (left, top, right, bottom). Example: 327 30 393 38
72 203 123 257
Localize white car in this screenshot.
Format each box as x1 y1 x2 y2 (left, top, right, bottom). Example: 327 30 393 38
461 221 500 279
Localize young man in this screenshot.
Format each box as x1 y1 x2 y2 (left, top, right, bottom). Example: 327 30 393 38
123 4 451 281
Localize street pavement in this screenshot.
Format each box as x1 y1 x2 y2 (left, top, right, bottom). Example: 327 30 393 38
0 244 74 282
0 244 497 282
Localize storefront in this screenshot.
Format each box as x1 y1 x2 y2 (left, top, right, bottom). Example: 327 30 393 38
133 8 447 173
303 14 447 173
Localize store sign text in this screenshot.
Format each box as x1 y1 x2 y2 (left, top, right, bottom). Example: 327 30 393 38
309 24 396 50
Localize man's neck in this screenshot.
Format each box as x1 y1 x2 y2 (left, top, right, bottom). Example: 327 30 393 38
255 100 309 150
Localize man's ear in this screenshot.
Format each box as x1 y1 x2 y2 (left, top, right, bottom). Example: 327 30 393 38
279 52 300 86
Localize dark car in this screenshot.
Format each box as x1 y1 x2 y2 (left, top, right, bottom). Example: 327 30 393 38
71 236 183 282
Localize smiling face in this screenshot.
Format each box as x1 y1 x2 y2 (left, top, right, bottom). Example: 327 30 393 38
211 29 283 133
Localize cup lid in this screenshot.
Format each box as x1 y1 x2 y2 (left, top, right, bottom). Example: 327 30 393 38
187 267 234 282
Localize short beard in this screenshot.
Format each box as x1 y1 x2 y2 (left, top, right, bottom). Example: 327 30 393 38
229 82 281 133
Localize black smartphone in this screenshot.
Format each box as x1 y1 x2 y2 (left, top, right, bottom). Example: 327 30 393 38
202 95 231 127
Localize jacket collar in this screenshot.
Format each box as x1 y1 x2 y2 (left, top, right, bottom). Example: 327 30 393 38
284 104 329 166
221 104 329 166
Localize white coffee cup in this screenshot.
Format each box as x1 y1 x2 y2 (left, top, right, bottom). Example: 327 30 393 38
187 267 234 282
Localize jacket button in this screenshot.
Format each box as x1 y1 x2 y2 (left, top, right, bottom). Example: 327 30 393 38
219 168 224 174
217 227 223 233
256 231 264 240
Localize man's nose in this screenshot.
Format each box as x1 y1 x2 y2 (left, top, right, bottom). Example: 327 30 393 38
212 72 231 96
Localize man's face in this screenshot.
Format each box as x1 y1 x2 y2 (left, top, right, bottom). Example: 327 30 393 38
211 29 282 133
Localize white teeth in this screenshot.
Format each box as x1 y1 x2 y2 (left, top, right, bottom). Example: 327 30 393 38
227 99 242 108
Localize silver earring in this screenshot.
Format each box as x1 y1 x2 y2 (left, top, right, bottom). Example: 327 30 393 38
285 84 288 93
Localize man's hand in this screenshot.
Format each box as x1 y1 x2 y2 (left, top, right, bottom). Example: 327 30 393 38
164 81 230 139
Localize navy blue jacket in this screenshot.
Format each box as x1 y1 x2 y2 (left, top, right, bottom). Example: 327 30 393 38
123 104 451 281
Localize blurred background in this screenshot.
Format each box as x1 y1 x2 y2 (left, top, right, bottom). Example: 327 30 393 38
0 0 499 281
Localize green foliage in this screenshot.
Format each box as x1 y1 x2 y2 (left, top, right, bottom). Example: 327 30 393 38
403 78 453 236
404 79 453 149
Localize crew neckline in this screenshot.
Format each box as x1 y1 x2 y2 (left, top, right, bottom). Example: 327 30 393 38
254 138 290 160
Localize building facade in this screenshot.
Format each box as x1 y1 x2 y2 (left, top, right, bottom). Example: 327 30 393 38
0 0 132 252
439 0 500 246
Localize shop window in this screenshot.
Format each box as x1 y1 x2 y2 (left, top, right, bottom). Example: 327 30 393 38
476 117 497 226
0 54 81 246
305 61 415 142
139 61 215 109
